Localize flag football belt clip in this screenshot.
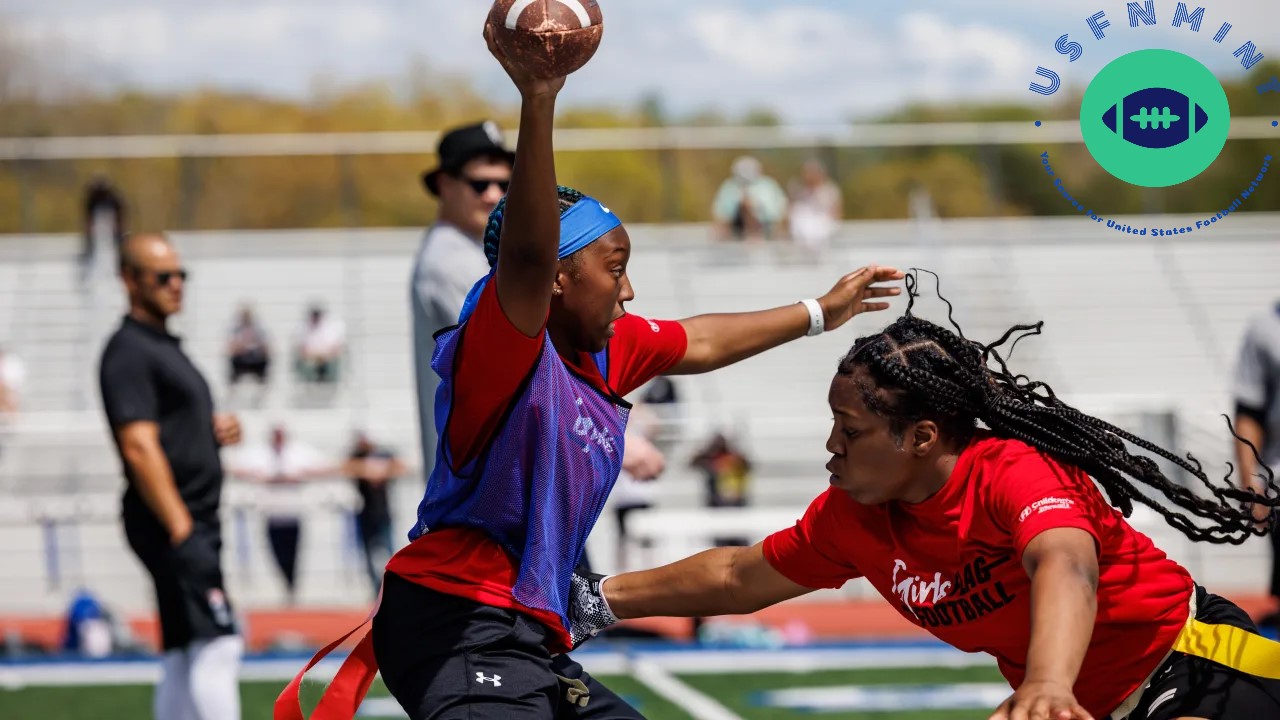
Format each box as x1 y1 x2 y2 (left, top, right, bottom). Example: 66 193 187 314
555 674 591 708
1171 616 1280 679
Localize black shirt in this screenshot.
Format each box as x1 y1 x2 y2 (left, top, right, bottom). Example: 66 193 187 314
350 447 396 530
99 316 223 526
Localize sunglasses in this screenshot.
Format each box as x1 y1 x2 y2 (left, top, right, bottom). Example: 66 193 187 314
131 267 188 285
460 177 510 195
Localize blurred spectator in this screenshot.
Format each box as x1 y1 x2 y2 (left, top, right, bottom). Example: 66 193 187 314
788 159 842 253
227 306 270 402
641 375 679 406
909 182 942 251
82 178 125 278
0 345 23 457
712 156 788 242
99 233 243 719
344 432 407 593
1231 301 1280 630
294 305 345 385
692 432 753 509
640 376 682 455
413 121 513 480
612 430 665 572
691 432 754 547
0 344 24 414
230 425 330 604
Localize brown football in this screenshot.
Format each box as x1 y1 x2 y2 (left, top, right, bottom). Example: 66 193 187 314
487 0 604 80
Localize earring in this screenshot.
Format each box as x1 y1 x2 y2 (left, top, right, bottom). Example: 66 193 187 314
553 288 562 296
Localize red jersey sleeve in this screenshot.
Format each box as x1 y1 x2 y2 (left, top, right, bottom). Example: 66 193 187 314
446 280 546 466
983 445 1109 561
763 489 862 589
606 314 688 397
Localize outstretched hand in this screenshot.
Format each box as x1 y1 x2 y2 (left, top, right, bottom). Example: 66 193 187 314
817 266 905 332
989 681 1095 720
483 23 566 98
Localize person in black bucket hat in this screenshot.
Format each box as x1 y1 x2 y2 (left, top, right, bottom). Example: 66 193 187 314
411 121 514 486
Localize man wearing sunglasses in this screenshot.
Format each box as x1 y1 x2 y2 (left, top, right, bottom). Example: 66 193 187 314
99 233 244 720
411 121 513 481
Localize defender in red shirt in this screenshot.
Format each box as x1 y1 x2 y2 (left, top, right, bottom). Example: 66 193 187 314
571 286 1280 720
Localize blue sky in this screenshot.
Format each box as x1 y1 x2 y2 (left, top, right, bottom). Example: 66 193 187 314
2 0 1274 123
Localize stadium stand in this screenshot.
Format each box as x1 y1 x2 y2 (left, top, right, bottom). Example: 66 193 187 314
0 214 1276 632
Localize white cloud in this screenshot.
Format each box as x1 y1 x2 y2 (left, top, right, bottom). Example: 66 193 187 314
897 12 1038 103
686 6 884 79
523 3 1038 121
4 1 474 94
12 8 173 63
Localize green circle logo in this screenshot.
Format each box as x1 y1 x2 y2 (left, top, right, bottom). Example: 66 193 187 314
1080 49 1231 188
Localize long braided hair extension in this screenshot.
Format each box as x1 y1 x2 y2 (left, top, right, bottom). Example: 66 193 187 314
839 270 1279 545
481 186 587 269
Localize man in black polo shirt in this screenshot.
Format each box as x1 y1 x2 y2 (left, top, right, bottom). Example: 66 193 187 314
99 233 244 720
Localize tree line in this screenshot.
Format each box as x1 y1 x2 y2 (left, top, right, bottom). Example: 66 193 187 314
0 38 1275 234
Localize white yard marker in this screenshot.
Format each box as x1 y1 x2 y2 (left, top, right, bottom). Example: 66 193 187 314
630 658 745 720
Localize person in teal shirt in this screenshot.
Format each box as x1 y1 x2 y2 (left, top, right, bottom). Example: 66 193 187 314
712 155 789 241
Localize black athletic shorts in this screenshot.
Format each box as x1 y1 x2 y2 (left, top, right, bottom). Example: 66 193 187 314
124 516 237 651
1122 585 1280 719
372 572 644 720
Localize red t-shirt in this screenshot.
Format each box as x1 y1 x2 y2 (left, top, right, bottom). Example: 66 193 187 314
388 281 688 649
763 433 1192 719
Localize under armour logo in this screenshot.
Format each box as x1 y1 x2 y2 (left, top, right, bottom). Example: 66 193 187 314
476 672 502 687
1147 688 1177 714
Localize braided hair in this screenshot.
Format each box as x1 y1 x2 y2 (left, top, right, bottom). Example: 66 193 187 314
481 186 587 269
839 270 1280 545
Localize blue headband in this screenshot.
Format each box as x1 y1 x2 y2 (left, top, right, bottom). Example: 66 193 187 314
556 198 622 259
458 197 622 322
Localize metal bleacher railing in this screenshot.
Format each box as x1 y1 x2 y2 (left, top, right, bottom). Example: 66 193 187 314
2 118 1277 231
3 119 1279 161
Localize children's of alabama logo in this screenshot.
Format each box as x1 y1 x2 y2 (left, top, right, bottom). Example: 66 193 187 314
1028 2 1272 234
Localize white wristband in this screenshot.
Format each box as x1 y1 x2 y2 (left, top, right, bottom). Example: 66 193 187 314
596 575 619 619
799 298 825 337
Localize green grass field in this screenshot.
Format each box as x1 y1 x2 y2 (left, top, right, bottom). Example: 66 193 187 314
0 665 1010 720
679 667 1007 720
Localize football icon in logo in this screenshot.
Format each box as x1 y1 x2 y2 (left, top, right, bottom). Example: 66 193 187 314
1101 87 1209 149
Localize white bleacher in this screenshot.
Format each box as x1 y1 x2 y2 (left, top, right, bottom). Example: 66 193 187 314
0 214 1277 616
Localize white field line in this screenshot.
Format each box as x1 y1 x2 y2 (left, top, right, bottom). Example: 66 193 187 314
629 659 744 720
